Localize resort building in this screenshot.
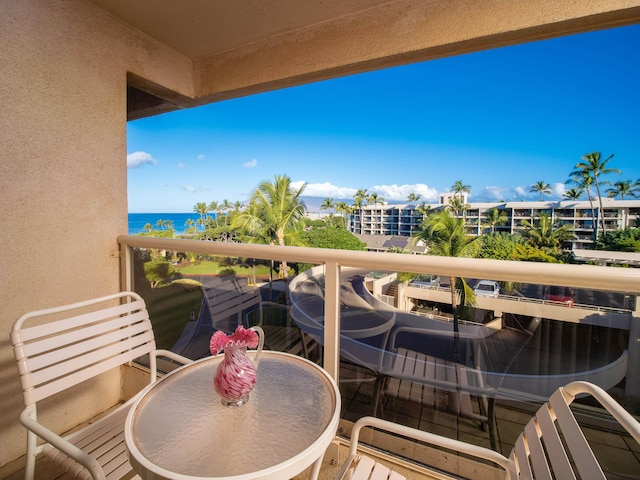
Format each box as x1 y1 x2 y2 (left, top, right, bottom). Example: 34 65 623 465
350 198 640 250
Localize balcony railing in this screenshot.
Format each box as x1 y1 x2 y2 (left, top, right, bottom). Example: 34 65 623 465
117 235 640 476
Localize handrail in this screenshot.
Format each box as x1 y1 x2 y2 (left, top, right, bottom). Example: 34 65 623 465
118 235 640 294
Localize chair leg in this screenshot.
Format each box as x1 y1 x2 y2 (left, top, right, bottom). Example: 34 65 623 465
25 432 37 480
372 375 386 417
487 397 498 451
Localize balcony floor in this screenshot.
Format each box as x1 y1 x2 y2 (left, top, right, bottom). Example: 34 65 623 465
3 361 640 480
335 361 640 480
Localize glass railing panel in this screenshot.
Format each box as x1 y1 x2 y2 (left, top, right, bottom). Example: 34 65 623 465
131 247 323 363
121 237 640 475
307 265 640 475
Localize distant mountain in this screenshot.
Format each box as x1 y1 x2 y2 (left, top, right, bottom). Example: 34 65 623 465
301 195 408 212
301 196 327 212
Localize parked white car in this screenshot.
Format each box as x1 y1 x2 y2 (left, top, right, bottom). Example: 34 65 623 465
409 274 440 288
474 280 500 297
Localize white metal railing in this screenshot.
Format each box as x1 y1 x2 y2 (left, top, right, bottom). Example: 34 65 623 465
118 235 640 384
408 283 632 315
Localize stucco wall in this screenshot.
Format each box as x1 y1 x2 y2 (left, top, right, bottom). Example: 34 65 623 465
0 0 192 466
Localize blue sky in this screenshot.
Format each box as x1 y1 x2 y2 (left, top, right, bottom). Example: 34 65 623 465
127 25 639 213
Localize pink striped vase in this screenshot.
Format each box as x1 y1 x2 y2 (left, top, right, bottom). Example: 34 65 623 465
214 345 258 407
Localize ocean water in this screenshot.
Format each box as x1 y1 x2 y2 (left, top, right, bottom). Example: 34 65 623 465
128 213 203 235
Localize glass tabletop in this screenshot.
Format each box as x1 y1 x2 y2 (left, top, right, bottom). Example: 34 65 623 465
127 351 339 479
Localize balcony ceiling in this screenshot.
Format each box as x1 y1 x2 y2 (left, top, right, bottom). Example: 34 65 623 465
86 0 640 120
86 0 393 60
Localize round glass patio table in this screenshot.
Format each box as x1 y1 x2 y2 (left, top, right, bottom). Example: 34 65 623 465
125 351 340 480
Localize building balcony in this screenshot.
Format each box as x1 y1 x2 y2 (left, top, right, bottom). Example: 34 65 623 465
4 235 640 478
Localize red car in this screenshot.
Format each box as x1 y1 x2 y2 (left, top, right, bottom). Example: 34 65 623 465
544 286 575 306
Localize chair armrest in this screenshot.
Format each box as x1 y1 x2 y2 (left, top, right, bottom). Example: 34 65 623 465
153 349 194 366
19 408 106 480
149 349 194 380
350 417 512 472
564 381 640 445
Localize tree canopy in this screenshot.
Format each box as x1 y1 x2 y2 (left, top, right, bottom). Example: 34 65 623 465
299 226 366 251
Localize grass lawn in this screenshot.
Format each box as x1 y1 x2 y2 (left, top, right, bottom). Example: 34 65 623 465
138 281 203 350
177 260 272 277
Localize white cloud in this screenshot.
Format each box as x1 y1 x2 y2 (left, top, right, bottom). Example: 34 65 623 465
127 151 157 168
243 158 258 168
477 185 518 202
178 162 185 168
180 185 210 193
552 182 566 197
289 181 441 203
295 182 357 198
197 154 205 160
515 186 527 197
369 184 439 202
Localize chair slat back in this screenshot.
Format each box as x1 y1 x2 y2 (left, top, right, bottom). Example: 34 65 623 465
548 390 605 480
510 386 606 480
11 292 156 406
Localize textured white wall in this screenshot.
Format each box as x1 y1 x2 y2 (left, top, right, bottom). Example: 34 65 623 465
0 0 192 466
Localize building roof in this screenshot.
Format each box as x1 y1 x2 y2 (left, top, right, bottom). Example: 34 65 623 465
357 199 640 211
355 234 428 254
573 249 640 266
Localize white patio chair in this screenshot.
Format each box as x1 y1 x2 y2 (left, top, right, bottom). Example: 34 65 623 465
338 381 640 480
337 416 511 480
10 291 193 480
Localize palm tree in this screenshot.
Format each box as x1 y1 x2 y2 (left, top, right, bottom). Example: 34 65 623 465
563 187 584 201
232 175 306 278
221 199 231 225
334 201 352 229
320 197 335 226
184 218 197 234
353 189 369 205
412 202 431 235
143 223 153 232
448 195 467 217
320 197 335 211
368 193 385 234
416 202 431 217
607 180 640 199
450 181 470 223
483 208 509 233
194 202 208 231
566 170 597 238
407 192 421 203
530 181 551 201
208 201 220 227
415 210 478 360
450 180 471 197
521 213 573 250
351 197 364 231
570 152 620 235
368 192 384 207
